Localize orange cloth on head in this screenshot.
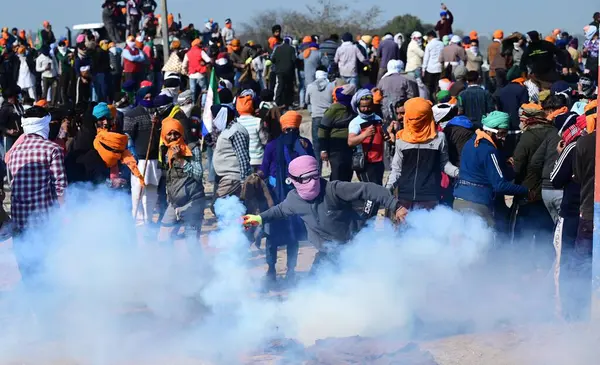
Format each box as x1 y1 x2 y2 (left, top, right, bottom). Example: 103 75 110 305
372 35 380 49
546 106 569 121
521 103 543 111
470 31 478 40
372 88 383 105
160 118 192 167
493 30 504 39
280 111 302 129
236 95 254 115
397 98 437 144
585 100 597 133
545 35 555 43
94 130 145 186
167 14 174 27
231 39 241 47
302 36 312 44
35 99 48 108
303 46 318 59
191 39 201 47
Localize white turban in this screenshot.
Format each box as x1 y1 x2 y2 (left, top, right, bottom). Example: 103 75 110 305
315 70 328 80
382 59 405 79
450 35 461 44
22 114 51 139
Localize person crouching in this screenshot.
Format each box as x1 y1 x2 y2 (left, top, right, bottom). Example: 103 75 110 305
158 117 205 243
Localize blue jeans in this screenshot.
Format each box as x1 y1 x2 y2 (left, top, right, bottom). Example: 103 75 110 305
342 76 358 88
190 75 207 105
93 73 108 102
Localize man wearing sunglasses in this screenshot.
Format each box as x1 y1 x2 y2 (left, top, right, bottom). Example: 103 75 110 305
244 155 407 270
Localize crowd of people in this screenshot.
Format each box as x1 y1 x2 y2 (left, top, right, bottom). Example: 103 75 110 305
0 3 599 318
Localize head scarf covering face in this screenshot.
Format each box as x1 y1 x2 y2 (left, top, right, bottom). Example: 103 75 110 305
161 117 193 167
288 155 320 201
351 89 376 120
280 111 302 129
397 98 437 144
136 86 154 108
236 94 254 115
22 114 51 139
94 130 145 186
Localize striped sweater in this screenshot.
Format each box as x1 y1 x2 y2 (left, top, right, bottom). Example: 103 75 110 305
237 114 265 165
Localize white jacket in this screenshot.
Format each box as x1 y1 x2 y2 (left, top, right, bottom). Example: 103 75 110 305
422 38 444 74
405 40 424 73
35 54 57 78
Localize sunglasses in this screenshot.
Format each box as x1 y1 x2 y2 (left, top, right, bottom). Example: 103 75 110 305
287 171 319 184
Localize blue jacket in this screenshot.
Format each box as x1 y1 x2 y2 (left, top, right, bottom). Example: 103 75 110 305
454 133 527 207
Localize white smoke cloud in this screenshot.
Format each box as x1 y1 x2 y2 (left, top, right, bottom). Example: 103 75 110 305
0 186 580 364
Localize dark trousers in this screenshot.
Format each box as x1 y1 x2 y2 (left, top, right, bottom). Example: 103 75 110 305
329 150 353 182
109 73 121 103
93 72 109 102
129 15 140 36
424 71 441 102
397 199 438 211
265 234 298 274
357 161 384 186
58 73 72 105
42 77 57 105
312 117 322 171
515 200 555 267
275 72 294 107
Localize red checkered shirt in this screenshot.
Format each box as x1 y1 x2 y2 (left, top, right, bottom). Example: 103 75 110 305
7 134 67 231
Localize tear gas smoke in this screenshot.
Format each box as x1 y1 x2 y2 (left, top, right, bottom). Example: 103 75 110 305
0 186 587 364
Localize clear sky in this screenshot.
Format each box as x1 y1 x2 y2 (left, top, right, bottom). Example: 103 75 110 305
1 0 597 39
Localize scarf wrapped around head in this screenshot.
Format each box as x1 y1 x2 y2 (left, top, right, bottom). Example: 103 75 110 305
22 114 51 139
519 103 547 129
280 110 302 129
303 42 320 59
397 97 437 144
136 86 154 107
161 117 193 167
334 84 357 107
211 104 236 132
351 89 373 114
432 103 457 125
382 59 404 79
94 130 145 186
93 102 112 120
236 91 255 115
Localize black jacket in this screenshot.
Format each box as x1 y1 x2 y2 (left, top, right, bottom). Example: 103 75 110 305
520 40 567 76
0 101 24 137
513 123 556 198
530 132 560 190
574 132 595 221
443 123 475 166
272 43 296 75
91 49 111 74
550 141 580 218
66 148 109 185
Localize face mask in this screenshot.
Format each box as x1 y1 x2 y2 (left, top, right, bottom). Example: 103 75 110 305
416 39 423 46
292 176 321 201
58 46 67 55
282 129 299 145
139 100 153 108
126 41 136 49
470 46 479 54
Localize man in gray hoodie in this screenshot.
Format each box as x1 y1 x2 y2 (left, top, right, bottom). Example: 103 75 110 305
306 68 334 167
243 155 407 270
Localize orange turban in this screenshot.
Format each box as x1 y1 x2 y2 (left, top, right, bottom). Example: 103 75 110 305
167 13 174 27
469 31 478 40
161 118 193 167
170 39 181 49
35 99 48 108
191 39 201 47
545 35 556 43
397 98 436 144
94 130 145 186
280 111 302 130
236 95 254 115
493 30 504 39
585 100 597 133
302 36 312 44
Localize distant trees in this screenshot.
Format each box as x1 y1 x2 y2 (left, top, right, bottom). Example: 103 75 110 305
239 0 435 45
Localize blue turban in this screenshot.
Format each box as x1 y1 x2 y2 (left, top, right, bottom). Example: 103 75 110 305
92 102 111 120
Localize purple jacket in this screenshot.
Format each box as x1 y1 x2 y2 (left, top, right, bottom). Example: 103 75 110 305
377 38 401 70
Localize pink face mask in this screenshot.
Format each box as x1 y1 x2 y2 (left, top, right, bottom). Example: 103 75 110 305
292 176 321 201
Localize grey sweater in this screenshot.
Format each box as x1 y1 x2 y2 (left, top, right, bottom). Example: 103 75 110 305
260 180 399 251
306 79 335 118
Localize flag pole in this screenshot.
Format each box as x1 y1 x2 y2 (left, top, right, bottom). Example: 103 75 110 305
160 0 170 64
